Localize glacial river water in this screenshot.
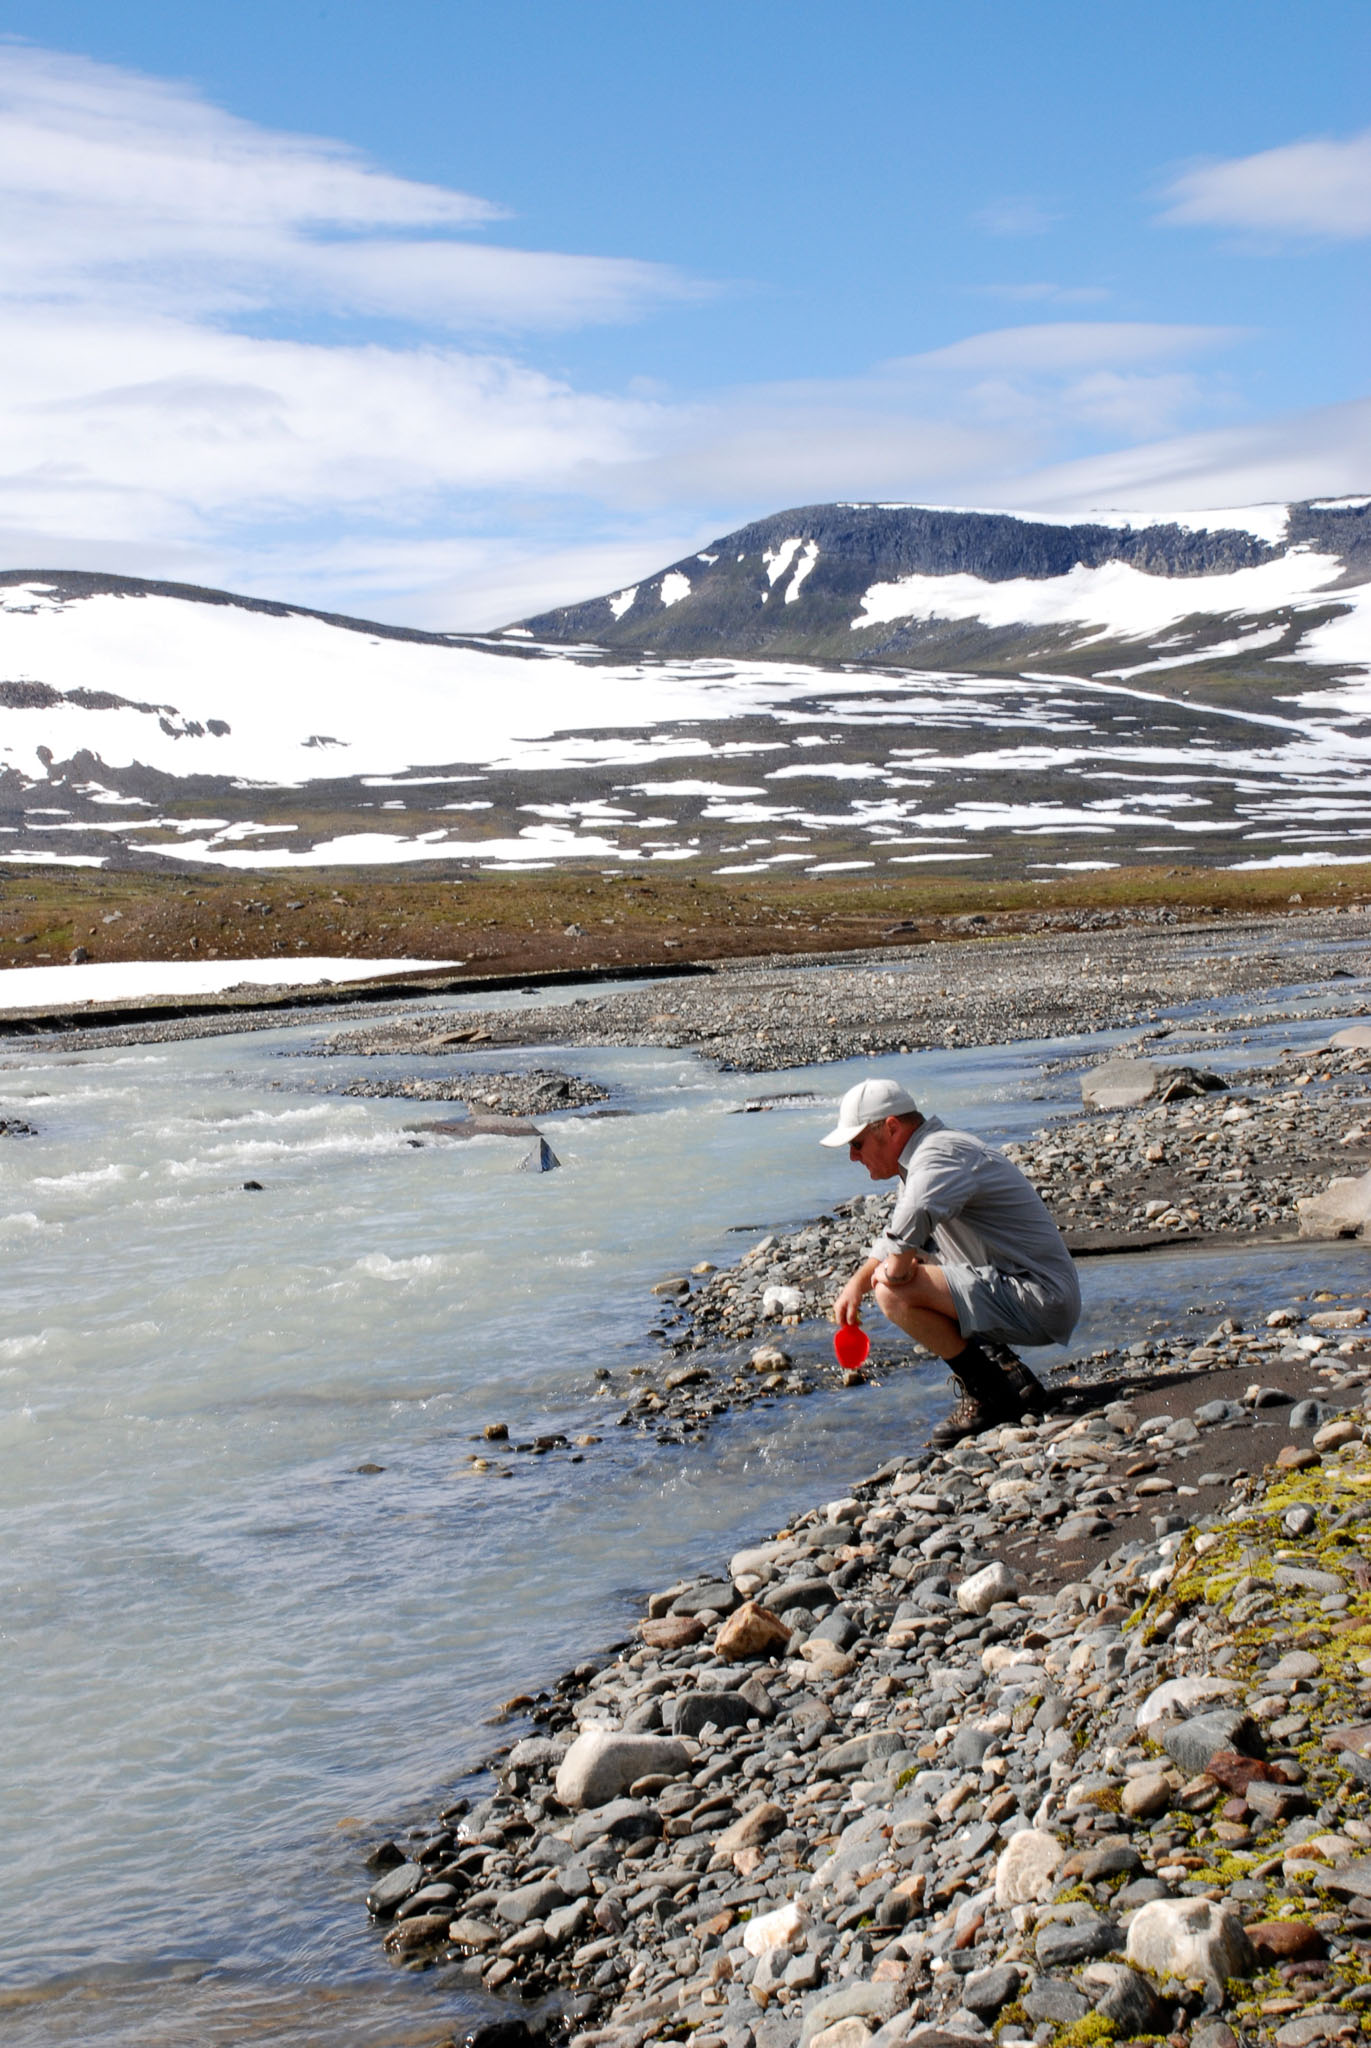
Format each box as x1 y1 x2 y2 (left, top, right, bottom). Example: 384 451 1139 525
2 975 1369 2047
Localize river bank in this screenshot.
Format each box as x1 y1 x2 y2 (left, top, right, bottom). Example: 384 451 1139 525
369 1299 1371 2048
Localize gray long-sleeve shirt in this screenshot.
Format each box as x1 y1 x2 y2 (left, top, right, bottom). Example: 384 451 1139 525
871 1114 1080 1336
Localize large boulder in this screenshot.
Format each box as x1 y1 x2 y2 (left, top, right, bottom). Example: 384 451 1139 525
1297 1170 1371 1240
1160 1709 1255 1776
554 1731 690 1810
716 1600 794 1661
1126 1898 1254 1989
1330 1025 1371 1052
1081 1060 1225 1111
668 1689 754 1738
993 1828 1063 1905
741 1897 809 1957
1137 1674 1238 1730
957 1560 1020 1615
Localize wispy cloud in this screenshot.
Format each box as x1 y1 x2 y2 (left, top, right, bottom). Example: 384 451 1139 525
588 323 1247 518
905 322 1238 373
0 43 699 330
1000 394 1371 516
1160 129 1371 240
974 195 1060 237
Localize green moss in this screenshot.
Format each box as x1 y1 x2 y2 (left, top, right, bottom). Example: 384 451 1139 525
1055 2015 1118 2048
992 2002 1030 2039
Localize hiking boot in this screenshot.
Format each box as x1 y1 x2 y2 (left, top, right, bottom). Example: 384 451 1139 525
927 1340 1052 1447
928 1373 998 1447
980 1339 1059 1413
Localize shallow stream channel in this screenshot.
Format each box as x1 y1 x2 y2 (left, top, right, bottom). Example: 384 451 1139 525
2 971 1369 2046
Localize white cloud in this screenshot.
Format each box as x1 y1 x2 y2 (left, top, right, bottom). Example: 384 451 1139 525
905 322 1237 373
1161 129 1371 239
997 394 1371 517
0 43 696 329
594 324 1246 514
0 41 1364 631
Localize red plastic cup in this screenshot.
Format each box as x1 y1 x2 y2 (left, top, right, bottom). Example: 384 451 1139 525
833 1324 870 1374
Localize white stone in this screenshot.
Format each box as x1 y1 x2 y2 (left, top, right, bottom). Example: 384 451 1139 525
993 1828 1064 1906
762 1285 802 1315
553 1731 691 1810
1082 1059 1165 1110
1125 1897 1254 1988
1136 1674 1238 1730
1297 1170 1371 1240
958 1561 1020 1616
810 2022 874 2048
730 1539 790 1580
1330 1025 1371 1051
742 1896 809 1957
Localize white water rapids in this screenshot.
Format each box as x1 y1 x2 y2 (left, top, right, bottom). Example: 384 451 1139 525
1 979 1366 2045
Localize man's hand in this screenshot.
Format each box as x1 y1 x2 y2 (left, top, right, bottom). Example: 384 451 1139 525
833 1259 879 1326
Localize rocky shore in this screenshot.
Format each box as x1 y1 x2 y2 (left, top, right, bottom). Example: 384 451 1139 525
364 1302 1371 2048
291 1067 611 1115
312 909 1371 1077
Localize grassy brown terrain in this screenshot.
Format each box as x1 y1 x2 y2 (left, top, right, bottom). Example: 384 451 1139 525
3 859 1371 989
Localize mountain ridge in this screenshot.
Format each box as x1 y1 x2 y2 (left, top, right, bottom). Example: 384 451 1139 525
513 497 1371 672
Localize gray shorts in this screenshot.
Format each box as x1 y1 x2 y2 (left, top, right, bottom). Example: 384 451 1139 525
941 1262 1079 1349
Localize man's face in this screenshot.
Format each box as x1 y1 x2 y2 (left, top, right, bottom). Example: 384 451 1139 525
848 1114 910 1181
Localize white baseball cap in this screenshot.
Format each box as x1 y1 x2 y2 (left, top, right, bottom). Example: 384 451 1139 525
820 1076 919 1147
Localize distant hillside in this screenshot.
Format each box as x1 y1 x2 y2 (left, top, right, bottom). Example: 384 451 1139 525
513 498 1371 674
2 496 1371 886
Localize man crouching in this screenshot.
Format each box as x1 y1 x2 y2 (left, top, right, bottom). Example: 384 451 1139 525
823 1077 1080 1446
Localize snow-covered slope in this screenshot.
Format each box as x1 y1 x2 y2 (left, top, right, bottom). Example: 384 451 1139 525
516 498 1371 676
4 499 1371 880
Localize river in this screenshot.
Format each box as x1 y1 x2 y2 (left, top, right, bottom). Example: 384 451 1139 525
1 976 1366 2045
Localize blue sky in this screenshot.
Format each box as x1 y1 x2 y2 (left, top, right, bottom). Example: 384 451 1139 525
0 0 1368 625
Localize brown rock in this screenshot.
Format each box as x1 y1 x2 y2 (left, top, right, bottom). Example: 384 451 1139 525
715 1600 793 1662
1246 1921 1327 1962
641 1614 706 1650
383 1912 452 1955
715 1801 787 1854
1206 1749 1282 1794
1276 1446 1321 1471
1122 1771 1175 1820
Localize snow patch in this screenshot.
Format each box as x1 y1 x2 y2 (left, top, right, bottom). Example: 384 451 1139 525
763 538 804 587
608 586 638 620
0 956 460 1012
854 548 1353 650
659 572 692 608
786 541 819 603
